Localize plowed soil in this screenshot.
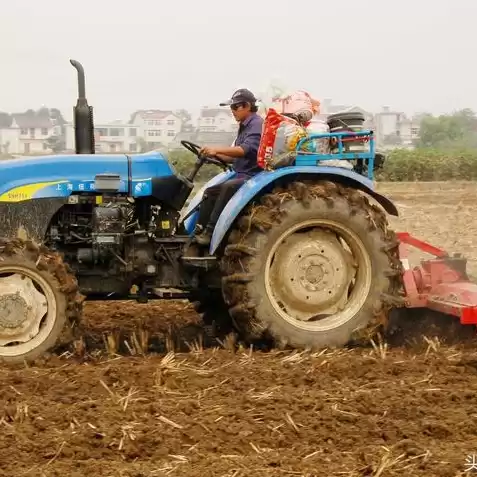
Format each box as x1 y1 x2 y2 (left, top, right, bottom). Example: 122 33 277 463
2 182 477 477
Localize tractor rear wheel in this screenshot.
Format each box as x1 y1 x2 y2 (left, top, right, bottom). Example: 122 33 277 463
221 180 404 349
0 239 83 364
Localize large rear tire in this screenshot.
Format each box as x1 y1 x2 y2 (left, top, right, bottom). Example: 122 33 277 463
0 238 83 364
221 180 404 349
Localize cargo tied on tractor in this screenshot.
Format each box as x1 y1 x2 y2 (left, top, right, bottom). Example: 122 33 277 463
0 60 476 364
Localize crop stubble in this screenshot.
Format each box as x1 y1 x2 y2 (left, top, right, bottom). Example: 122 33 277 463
1 182 477 477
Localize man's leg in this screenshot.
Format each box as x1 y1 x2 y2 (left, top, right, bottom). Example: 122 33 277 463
195 184 222 231
195 177 247 246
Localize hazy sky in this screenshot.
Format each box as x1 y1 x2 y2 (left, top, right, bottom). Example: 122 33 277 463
1 0 475 121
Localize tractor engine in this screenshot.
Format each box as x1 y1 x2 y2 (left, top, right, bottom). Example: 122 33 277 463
48 199 134 267
77 204 128 264
46 197 183 296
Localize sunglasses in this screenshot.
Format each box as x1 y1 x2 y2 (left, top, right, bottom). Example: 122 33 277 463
230 102 246 111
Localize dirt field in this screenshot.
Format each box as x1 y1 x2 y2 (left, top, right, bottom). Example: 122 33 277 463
2 182 477 477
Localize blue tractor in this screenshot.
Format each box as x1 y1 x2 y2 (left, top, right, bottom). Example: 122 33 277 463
0 60 403 363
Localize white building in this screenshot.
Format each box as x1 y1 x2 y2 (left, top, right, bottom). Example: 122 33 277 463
129 110 183 149
64 110 186 154
396 117 421 148
374 106 421 148
0 127 20 155
197 107 238 133
65 120 140 153
0 113 61 155
318 101 421 149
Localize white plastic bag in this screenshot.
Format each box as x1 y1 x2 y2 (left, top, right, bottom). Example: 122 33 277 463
256 82 320 122
256 79 290 119
279 90 317 123
305 119 331 154
306 118 353 169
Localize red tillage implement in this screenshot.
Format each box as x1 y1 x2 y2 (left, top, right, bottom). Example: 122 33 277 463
398 232 477 324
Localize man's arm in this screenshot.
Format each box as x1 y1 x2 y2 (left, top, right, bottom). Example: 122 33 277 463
212 146 245 158
200 118 263 162
216 153 235 163
205 132 262 162
199 146 245 163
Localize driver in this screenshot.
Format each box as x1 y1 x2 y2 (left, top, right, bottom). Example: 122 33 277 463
194 88 263 246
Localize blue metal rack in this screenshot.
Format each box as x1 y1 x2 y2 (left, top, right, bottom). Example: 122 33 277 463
295 130 376 180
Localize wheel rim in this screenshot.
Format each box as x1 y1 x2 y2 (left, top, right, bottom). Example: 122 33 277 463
0 265 57 357
264 219 372 332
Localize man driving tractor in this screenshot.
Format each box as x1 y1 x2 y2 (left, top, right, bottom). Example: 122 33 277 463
194 88 264 246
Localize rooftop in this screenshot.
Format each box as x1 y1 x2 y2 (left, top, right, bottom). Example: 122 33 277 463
12 113 53 129
129 109 176 123
199 107 233 118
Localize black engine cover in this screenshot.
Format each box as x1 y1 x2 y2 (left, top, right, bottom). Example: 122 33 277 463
151 175 193 210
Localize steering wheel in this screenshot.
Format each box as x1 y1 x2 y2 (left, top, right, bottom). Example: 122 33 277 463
180 140 231 171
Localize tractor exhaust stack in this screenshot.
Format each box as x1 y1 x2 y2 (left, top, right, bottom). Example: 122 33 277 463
70 59 95 154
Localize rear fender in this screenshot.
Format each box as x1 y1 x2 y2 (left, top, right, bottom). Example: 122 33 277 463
209 166 398 254
181 170 236 234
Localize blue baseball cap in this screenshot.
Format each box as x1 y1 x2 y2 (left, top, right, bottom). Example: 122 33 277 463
220 88 257 106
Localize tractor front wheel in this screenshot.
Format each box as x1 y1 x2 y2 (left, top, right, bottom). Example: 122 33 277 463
221 180 403 349
0 239 83 364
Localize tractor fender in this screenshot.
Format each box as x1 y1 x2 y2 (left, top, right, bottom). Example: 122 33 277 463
210 166 398 254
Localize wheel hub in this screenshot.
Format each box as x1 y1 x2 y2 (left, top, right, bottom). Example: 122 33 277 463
297 254 332 293
0 274 48 345
270 229 357 320
0 293 29 328
303 261 324 287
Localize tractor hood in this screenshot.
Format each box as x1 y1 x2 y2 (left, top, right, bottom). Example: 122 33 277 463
0 150 174 202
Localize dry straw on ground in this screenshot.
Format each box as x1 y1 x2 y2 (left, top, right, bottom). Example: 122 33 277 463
1 181 477 476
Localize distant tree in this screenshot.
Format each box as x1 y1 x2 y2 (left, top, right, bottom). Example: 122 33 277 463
36 108 68 149
37 107 50 118
34 107 66 126
45 136 66 153
169 149 216 181
174 109 192 129
48 108 67 126
135 137 147 152
417 109 477 149
0 112 11 128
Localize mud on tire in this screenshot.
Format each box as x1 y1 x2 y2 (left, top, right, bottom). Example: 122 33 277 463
221 180 404 349
0 238 84 364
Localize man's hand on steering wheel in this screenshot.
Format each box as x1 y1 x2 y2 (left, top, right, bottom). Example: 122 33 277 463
180 140 232 171
199 146 218 157
203 153 232 170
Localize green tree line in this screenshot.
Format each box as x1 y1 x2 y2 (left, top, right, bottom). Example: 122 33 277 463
378 108 477 180
416 108 477 149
